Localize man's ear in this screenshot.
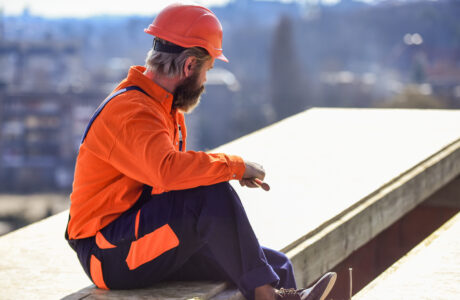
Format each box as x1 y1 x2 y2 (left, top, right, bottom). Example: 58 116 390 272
183 56 196 78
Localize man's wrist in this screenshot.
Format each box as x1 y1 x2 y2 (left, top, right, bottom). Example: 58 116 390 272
227 155 245 180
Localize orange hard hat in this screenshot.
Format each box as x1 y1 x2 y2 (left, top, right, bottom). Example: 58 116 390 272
144 4 228 63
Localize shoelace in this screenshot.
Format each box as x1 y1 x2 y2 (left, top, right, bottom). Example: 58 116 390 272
277 288 300 297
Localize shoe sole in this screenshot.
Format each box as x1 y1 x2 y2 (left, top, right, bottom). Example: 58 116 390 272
319 272 337 300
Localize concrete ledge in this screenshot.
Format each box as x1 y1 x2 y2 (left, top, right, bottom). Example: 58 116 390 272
64 281 229 300
2 108 460 299
0 211 91 300
424 176 460 208
216 108 460 287
0 210 230 300
285 137 460 286
354 212 460 299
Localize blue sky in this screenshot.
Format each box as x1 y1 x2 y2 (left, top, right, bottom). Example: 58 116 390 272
0 0 345 18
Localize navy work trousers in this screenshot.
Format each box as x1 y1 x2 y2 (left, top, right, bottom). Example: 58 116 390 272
70 182 296 299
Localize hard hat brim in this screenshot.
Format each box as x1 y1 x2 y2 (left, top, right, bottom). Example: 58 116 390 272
146 26 229 63
216 53 229 63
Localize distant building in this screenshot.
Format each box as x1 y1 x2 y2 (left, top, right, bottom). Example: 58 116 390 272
0 39 105 192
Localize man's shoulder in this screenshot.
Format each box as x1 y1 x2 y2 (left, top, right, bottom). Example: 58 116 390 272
106 89 164 119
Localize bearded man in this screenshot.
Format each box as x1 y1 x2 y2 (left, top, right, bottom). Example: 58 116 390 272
66 4 336 300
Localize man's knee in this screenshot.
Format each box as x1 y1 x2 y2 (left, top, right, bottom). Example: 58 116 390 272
201 181 240 206
193 181 235 203
171 181 236 217
190 181 243 223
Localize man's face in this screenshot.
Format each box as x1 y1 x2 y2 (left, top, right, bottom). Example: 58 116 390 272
196 58 214 88
173 58 214 114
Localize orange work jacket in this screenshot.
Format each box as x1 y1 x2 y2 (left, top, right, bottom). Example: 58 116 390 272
67 66 245 240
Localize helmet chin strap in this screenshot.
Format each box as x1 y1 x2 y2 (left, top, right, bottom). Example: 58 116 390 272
153 39 186 54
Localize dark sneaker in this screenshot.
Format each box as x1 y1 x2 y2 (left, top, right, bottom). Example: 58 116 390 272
275 272 337 300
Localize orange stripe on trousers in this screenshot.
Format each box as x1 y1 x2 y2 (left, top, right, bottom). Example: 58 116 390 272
135 210 141 240
90 255 108 289
95 232 116 249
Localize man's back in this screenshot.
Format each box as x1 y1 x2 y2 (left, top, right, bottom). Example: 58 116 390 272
69 66 182 239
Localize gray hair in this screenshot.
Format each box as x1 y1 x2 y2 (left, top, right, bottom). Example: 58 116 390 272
145 38 211 78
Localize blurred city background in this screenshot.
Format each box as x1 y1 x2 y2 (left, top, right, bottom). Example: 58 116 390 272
0 0 459 234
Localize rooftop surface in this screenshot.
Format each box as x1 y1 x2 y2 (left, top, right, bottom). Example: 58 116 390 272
216 108 460 252
1 108 460 299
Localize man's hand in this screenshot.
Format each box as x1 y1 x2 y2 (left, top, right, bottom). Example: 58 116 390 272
240 161 270 191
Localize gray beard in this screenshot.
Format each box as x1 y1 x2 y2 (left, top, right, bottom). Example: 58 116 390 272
172 72 205 114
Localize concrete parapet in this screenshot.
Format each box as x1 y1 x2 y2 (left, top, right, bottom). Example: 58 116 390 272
215 108 460 287
1 108 460 299
285 136 460 286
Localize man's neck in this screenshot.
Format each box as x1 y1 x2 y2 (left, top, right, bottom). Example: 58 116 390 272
143 69 179 93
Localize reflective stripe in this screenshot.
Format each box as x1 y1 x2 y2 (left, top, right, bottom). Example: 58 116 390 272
95 232 116 249
178 125 183 152
81 86 149 144
135 210 141 240
90 255 108 289
125 224 179 270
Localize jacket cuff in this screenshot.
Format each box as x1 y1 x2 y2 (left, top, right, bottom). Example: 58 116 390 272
227 155 245 180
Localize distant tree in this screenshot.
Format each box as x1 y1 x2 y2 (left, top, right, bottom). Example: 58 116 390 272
377 86 448 109
270 15 306 121
411 51 427 84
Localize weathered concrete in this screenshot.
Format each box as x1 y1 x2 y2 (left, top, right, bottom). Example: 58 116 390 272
0 211 91 300
0 210 227 300
64 281 228 300
354 212 460 300
215 108 460 286
1 108 460 299
424 176 460 208
325 202 458 298
285 140 460 286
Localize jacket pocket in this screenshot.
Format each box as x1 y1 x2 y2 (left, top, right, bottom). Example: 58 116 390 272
125 224 179 270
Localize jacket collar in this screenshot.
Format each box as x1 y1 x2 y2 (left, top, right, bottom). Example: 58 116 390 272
121 66 174 114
